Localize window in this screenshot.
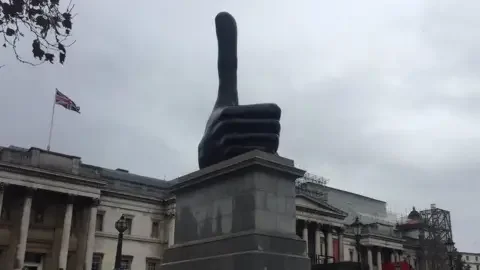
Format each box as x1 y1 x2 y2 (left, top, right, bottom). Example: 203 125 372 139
96 213 104 231
33 209 44 224
476 265 479 270
92 253 103 270
151 221 159 238
467 256 470 261
120 256 132 270
24 252 42 263
146 258 161 270
349 249 354 261
125 217 133 235
476 256 478 261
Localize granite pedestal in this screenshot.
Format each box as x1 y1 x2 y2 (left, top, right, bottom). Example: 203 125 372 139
162 150 310 270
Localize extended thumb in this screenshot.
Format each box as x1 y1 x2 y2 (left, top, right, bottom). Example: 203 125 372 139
214 12 238 108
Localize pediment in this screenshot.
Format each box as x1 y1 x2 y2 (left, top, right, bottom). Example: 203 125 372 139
296 194 348 220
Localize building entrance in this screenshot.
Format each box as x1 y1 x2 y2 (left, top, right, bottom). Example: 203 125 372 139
24 252 44 270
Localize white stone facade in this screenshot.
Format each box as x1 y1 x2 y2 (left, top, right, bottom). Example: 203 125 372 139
460 252 480 270
0 146 423 270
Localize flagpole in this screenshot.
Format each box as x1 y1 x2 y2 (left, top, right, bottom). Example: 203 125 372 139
47 89 57 151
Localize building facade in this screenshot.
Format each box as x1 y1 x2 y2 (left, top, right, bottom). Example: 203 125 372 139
0 146 429 270
460 252 480 270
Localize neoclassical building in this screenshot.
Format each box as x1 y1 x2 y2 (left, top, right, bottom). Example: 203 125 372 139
0 145 424 270
459 252 480 270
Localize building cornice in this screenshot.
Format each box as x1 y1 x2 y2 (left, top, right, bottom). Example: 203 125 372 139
101 189 163 204
0 161 106 189
296 205 346 220
344 232 405 244
296 193 348 219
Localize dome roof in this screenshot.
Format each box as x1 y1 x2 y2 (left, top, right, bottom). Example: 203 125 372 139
407 206 422 221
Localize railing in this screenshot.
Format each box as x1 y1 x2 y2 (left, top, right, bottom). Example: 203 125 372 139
308 254 336 265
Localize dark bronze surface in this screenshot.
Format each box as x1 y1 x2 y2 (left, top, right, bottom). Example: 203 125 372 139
198 12 281 169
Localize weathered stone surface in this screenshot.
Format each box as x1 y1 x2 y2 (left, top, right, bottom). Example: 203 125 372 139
162 150 309 270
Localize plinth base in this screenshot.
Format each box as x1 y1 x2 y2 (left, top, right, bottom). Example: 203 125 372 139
163 151 310 270
162 231 310 270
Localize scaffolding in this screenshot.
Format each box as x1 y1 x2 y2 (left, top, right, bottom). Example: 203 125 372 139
420 203 453 243
295 172 329 201
418 203 453 270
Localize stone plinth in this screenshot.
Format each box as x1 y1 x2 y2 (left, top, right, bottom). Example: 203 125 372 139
162 150 310 270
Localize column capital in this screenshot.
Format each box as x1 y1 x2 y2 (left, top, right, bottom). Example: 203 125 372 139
91 198 100 207
0 182 6 192
66 194 75 204
164 209 176 218
336 227 345 234
25 187 36 198
320 224 333 233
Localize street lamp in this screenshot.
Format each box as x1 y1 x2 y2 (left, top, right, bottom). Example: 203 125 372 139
351 217 363 270
418 228 425 270
114 215 129 270
446 238 455 270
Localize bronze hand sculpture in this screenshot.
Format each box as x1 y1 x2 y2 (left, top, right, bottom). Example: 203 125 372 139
198 12 281 169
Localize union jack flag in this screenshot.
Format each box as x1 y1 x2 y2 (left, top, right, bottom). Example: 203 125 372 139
55 89 80 113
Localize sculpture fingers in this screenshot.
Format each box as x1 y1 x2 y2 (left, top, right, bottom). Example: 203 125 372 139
219 104 281 121
209 119 280 140
218 134 279 150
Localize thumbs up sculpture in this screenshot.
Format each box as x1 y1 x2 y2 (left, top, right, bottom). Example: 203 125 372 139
198 12 281 169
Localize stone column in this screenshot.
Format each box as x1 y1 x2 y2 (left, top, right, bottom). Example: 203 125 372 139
84 198 99 270
321 225 332 264
326 228 333 262
390 251 395 262
15 188 34 270
166 209 175 247
0 183 5 217
58 195 74 270
314 224 321 256
159 219 166 243
170 218 175 246
75 207 89 270
367 248 373 270
395 251 399 262
337 228 345 262
302 221 309 254
377 249 383 270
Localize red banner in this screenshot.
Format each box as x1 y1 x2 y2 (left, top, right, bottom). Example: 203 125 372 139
382 262 411 270
333 239 339 262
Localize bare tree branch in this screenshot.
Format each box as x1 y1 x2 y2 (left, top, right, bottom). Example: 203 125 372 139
1 0 76 65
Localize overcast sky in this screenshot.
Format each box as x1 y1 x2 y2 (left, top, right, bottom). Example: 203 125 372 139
1 0 479 251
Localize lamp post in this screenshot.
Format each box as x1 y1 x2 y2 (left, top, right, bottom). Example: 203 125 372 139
445 238 455 270
418 228 425 270
351 217 363 270
114 215 129 270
